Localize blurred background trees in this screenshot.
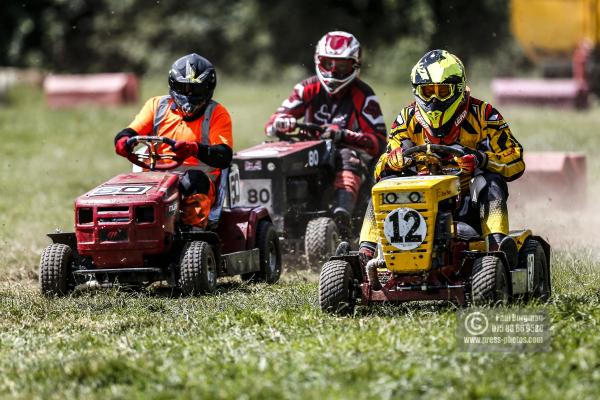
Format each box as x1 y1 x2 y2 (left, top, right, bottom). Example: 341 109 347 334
0 0 523 81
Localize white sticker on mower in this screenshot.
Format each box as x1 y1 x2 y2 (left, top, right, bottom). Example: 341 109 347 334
231 179 273 214
228 164 241 205
239 149 280 158
383 207 427 251
89 185 152 196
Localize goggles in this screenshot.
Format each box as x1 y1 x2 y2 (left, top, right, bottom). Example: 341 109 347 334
415 83 455 102
170 81 209 98
317 57 355 77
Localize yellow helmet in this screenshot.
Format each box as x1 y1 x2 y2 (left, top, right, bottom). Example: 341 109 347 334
410 50 468 139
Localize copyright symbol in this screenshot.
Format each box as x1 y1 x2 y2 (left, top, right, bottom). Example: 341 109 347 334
464 312 488 335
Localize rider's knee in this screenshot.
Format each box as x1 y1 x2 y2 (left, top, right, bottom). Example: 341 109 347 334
470 172 508 203
180 170 211 196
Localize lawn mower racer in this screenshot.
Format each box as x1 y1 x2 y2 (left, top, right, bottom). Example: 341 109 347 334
39 54 281 295
318 50 551 313
251 31 386 263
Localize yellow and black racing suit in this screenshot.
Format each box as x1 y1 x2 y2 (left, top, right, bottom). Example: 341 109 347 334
359 97 525 255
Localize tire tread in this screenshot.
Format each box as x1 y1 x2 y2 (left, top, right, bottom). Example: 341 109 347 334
319 260 354 314
39 243 72 296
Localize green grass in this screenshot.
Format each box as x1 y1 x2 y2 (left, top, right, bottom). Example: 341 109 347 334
0 78 599 398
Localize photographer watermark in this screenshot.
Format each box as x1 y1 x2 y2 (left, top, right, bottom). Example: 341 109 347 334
456 308 550 352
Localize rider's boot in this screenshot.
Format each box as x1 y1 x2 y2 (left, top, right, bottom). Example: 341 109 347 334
333 189 355 240
181 193 210 229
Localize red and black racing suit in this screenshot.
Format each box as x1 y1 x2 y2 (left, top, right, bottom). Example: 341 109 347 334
265 76 387 223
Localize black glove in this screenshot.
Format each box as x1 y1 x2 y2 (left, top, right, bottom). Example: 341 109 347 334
321 124 346 143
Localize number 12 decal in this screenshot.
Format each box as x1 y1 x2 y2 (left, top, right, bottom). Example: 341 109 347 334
383 207 427 251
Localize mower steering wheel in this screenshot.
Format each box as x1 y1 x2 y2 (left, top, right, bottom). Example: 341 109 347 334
126 136 183 171
276 122 324 141
403 144 466 176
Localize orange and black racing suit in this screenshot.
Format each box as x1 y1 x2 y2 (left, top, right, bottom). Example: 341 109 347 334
360 97 525 255
115 96 233 228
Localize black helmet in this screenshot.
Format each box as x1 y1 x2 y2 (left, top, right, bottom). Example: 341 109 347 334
168 53 217 120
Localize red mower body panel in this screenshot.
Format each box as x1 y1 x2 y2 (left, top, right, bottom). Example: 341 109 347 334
74 172 180 268
217 206 271 254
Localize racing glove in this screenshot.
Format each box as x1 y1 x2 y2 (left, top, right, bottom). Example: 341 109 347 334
385 147 405 172
449 144 488 170
115 136 132 158
173 140 200 161
455 154 477 175
321 124 346 143
273 115 297 133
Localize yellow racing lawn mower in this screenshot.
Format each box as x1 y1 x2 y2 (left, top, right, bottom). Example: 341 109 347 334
319 144 551 314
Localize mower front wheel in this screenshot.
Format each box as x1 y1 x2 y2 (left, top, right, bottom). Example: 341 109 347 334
179 241 217 295
471 255 510 306
305 217 339 268
40 243 73 296
319 260 357 315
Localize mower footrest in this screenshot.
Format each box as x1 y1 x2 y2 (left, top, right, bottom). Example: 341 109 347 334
73 268 162 275
223 249 259 276
511 268 528 295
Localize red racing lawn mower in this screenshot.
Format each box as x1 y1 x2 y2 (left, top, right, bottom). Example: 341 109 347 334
230 122 373 265
40 136 281 296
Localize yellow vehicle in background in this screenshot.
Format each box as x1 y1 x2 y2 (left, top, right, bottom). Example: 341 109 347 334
512 0 600 63
511 0 600 91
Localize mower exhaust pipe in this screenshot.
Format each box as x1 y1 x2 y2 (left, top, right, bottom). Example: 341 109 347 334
366 258 385 291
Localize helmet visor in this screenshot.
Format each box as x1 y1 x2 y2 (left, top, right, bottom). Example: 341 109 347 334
170 81 209 98
416 83 455 102
317 57 355 79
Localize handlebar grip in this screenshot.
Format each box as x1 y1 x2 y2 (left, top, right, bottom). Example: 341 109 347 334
296 122 324 133
126 136 139 148
162 137 177 147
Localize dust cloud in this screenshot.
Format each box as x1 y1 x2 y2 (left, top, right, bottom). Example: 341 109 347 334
508 188 599 252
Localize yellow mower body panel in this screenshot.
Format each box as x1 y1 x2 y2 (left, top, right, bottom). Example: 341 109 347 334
372 175 460 273
468 229 533 253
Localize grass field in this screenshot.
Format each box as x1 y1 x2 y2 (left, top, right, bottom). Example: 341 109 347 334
0 77 599 399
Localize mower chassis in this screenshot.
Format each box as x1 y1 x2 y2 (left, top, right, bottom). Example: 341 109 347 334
361 281 467 306
47 230 262 280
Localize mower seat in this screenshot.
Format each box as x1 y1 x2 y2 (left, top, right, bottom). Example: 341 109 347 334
207 168 229 230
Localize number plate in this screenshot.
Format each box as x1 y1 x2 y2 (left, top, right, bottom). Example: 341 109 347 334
231 179 273 214
383 207 427 251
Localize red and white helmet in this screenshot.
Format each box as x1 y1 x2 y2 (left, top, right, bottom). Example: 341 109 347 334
314 31 361 94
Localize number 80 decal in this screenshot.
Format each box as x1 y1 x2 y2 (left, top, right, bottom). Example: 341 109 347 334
383 207 427 251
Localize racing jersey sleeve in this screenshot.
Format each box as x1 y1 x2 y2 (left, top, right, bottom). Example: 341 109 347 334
200 104 233 168
341 82 386 157
374 106 417 181
207 104 233 148
128 97 157 135
264 81 313 135
478 104 525 181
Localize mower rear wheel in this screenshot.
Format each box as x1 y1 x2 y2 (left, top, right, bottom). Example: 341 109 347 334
471 255 510 306
519 238 551 301
305 217 339 268
242 220 282 284
179 241 217 295
40 243 73 296
319 260 356 315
